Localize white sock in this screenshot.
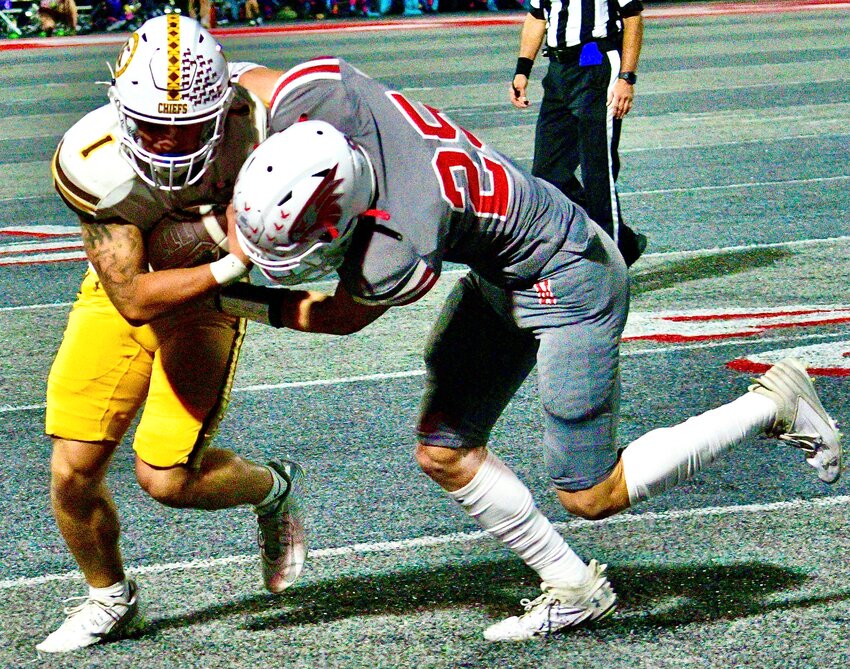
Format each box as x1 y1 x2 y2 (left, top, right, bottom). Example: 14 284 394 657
89 579 130 603
255 465 288 514
448 450 590 587
622 392 775 504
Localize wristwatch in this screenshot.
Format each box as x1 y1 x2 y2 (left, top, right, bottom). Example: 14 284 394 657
618 71 637 85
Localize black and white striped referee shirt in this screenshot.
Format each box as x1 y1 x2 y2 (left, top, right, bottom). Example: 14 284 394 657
529 0 644 49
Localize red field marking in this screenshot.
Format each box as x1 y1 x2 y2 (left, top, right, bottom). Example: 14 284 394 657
624 306 850 343
0 226 81 238
0 226 85 265
0 254 86 266
2 1 848 52
727 341 850 376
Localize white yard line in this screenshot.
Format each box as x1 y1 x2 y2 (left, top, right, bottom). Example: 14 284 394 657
2 328 847 415
621 174 850 198
2 235 850 315
2 494 847 590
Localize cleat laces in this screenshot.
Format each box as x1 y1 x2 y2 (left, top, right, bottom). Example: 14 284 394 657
778 432 825 458
60 596 125 635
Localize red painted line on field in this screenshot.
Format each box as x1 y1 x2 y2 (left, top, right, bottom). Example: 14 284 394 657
0 229 79 238
647 0 850 18
660 308 840 322
0 16 520 51
0 244 83 256
0 255 86 266
726 358 850 377
0 224 86 265
211 16 521 37
2 1 847 51
626 315 850 342
626 331 755 343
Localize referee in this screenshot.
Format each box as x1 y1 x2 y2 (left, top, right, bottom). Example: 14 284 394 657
510 0 646 266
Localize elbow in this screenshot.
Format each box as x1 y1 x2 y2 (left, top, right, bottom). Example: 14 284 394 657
119 311 150 328
332 320 370 335
323 311 381 335
306 321 367 336
114 302 155 327
103 277 161 326
295 311 374 335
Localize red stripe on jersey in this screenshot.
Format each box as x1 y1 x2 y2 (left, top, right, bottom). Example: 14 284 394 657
269 59 341 115
534 279 557 305
388 266 439 306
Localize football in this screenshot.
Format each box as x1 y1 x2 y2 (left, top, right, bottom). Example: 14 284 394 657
147 206 229 271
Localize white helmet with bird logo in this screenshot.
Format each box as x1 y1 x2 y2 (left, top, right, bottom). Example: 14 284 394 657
232 120 376 285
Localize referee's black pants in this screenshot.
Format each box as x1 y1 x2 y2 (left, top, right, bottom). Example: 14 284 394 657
532 55 643 265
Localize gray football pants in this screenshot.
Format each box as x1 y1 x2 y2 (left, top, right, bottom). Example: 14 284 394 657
417 228 630 492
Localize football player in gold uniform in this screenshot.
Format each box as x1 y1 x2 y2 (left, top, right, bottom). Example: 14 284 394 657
38 15 306 654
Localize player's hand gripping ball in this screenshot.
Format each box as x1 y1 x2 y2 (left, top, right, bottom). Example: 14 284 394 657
147 206 229 270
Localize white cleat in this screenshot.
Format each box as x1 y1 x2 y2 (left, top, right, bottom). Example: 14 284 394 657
483 559 616 642
36 580 140 653
257 460 307 593
749 357 843 484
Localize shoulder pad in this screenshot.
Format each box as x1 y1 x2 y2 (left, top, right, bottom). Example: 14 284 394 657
52 105 135 218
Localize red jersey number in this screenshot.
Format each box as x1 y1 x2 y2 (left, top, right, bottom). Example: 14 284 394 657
387 92 510 220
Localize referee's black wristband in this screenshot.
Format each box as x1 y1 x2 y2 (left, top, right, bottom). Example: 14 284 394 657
514 57 534 78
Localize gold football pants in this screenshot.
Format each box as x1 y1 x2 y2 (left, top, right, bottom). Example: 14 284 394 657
46 269 245 468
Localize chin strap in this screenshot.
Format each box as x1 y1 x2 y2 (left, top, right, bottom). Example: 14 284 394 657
359 209 402 241
361 209 390 220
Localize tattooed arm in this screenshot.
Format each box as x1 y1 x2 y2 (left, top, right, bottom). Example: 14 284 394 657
81 218 223 325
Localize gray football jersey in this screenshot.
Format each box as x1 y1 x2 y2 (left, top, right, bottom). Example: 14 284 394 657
53 85 268 232
269 57 596 306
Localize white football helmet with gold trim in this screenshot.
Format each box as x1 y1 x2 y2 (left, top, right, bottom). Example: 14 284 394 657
233 120 376 286
108 14 233 191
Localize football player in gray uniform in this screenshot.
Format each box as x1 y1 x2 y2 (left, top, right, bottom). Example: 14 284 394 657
38 16 306 654
221 58 842 641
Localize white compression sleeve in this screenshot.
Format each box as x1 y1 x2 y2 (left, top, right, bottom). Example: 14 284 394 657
621 391 776 504
209 254 249 286
228 61 263 84
448 450 589 586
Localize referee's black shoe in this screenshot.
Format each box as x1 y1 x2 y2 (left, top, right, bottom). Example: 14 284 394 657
618 224 648 267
